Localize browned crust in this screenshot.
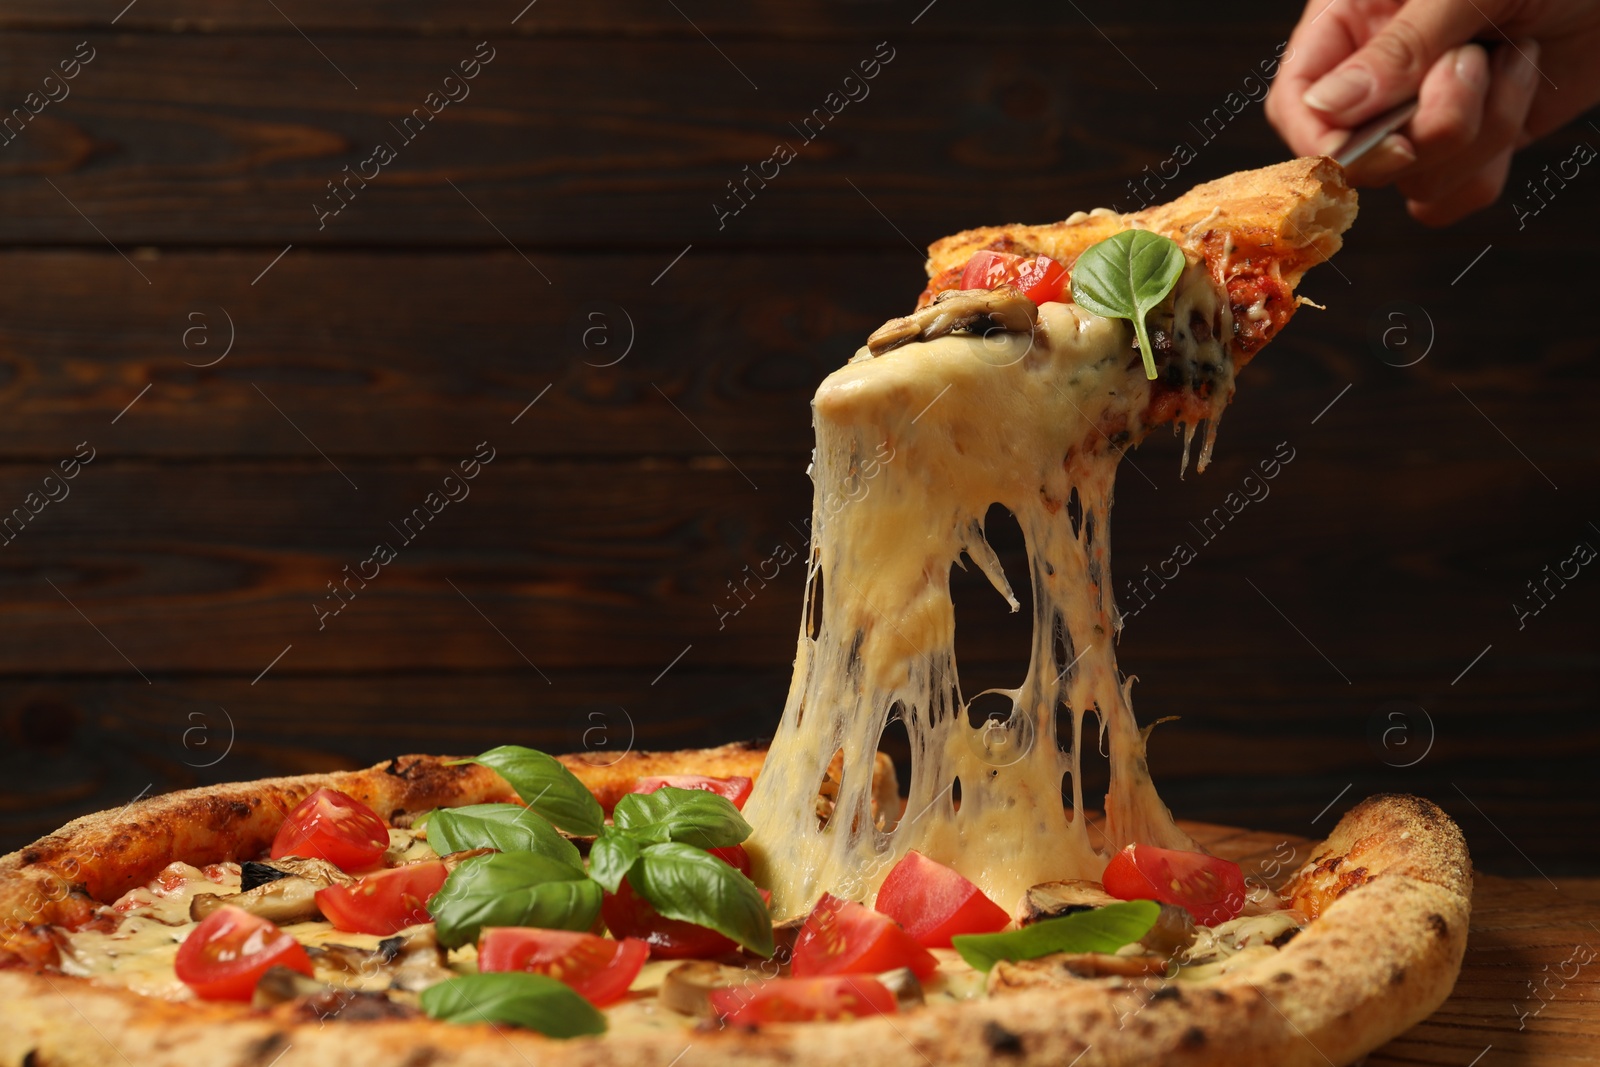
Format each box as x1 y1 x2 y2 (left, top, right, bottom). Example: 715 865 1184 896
0 759 1468 1067
924 157 1357 291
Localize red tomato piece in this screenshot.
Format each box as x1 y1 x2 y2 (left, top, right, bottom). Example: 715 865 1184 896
874 851 1009 948
601 845 761 959
271 787 390 872
628 775 754 810
711 975 897 1026
791 893 937 980
174 905 314 1001
959 250 1070 305
314 860 448 936
1101 843 1247 926
478 927 649 1006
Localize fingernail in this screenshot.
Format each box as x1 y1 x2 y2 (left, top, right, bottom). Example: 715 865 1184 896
1303 66 1375 114
1510 39 1540 88
1315 129 1349 157
1454 43 1489 92
1345 134 1416 184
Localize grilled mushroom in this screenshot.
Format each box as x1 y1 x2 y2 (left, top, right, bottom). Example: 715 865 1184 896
191 857 352 924
987 952 1170 994
660 961 751 1018
866 285 1038 356
875 966 925 1008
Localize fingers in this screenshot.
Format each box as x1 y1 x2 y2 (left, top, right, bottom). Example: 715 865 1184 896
1397 40 1541 218
1406 143 1514 226
1345 41 1488 185
1301 0 1489 128
1264 0 1365 157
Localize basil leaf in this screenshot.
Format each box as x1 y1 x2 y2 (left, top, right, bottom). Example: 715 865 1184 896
1069 229 1186 381
628 841 773 958
428 852 601 949
611 787 752 850
588 830 642 894
951 900 1160 973
428 804 581 867
420 972 605 1037
451 746 605 837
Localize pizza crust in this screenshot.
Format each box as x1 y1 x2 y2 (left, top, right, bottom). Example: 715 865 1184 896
0 754 1468 1067
924 156 1357 289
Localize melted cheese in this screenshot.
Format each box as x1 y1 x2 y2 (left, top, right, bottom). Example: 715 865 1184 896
744 264 1236 919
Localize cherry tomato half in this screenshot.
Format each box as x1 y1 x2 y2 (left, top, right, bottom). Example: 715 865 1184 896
711 975 897 1026
628 775 754 811
271 787 390 872
791 892 937 980
314 860 448 936
601 845 760 959
478 927 649 1007
959 250 1070 306
1101 843 1247 927
874 851 1009 948
174 905 313 1001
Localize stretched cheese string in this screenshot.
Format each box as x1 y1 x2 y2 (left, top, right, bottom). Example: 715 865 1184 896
744 262 1236 920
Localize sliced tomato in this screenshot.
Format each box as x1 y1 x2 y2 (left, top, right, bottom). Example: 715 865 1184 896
314 860 448 936
1101 843 1247 926
601 845 760 959
874 851 1009 948
478 927 649 1006
174 905 313 1001
959 250 1070 306
791 892 937 980
712 975 897 1025
628 774 754 811
271 787 390 872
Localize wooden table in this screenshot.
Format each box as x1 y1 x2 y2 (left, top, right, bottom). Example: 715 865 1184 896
1199 820 1599 1066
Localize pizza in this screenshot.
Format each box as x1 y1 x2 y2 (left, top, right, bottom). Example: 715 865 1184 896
0 157 1472 1067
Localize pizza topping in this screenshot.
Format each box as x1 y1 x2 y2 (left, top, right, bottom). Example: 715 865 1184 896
1021 878 1196 956
1100 843 1247 927
659 960 759 1018
960 250 1071 306
711 974 899 1026
190 857 352 926
428 852 601 949
478 927 648 1007
865 285 1038 356
874 851 1009 948
986 950 1170 994
314 860 449 936
271 788 391 872
599 844 774 959
420 971 607 1037
628 774 754 811
172 904 314 1001
950 901 1159 973
791 893 938 980
426 802 584 865
449 745 607 837
1068 229 1188 381
874 965 926 1007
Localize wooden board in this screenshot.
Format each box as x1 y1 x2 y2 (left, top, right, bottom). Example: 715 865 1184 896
1192 821 1600 1067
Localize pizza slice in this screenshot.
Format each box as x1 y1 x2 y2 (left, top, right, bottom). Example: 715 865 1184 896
0 158 1473 1067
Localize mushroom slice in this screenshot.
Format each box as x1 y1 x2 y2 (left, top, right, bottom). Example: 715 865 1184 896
986 952 1170 994
866 286 1038 356
875 966 925 1008
253 964 333 1007
660 961 752 1019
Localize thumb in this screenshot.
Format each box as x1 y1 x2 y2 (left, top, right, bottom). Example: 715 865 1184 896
1302 0 1487 125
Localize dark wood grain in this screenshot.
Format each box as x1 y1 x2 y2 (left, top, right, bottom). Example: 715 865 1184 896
0 0 1592 894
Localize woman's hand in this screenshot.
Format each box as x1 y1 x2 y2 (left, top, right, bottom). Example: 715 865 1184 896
1264 0 1600 224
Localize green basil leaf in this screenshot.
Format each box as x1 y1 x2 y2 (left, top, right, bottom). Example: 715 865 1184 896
628 841 773 958
428 852 601 949
1069 229 1186 381
951 900 1160 973
428 804 581 867
588 830 642 894
450 745 605 837
611 787 752 850
420 972 605 1037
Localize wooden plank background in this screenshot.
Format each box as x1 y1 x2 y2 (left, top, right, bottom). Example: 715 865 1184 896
0 0 1594 907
